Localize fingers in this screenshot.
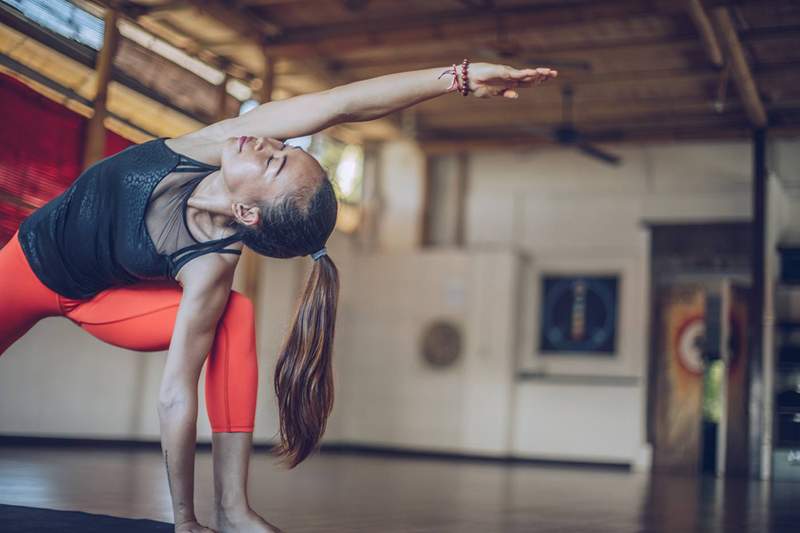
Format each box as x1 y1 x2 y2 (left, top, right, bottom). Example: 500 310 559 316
509 67 558 83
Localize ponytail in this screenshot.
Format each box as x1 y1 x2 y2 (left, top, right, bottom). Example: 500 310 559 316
273 254 339 468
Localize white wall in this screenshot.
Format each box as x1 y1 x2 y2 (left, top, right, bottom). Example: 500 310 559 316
0 230 353 442
375 139 425 251
328 250 519 455
3 136 799 468
466 140 755 466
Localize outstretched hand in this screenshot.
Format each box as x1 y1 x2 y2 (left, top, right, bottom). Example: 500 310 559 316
467 63 557 99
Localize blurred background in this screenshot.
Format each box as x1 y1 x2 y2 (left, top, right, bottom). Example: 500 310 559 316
1 0 800 530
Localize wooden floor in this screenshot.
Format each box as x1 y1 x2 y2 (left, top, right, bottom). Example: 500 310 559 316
0 444 798 532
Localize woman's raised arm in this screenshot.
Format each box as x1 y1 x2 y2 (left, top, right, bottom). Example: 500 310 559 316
199 63 557 142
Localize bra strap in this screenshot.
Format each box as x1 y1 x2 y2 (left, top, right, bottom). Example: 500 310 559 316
167 232 244 277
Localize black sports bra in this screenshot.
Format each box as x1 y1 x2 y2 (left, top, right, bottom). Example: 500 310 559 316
18 137 243 300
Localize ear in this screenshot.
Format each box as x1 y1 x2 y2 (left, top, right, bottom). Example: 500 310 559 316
232 202 260 227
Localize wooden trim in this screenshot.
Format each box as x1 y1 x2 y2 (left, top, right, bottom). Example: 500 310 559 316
263 0 685 57
455 152 468 247
687 0 724 68
0 435 633 469
0 6 211 124
419 154 434 247
515 372 641 386
0 53 157 139
82 8 120 169
711 7 768 128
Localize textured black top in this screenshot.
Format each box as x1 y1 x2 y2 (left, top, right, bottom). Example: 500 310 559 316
18 137 243 300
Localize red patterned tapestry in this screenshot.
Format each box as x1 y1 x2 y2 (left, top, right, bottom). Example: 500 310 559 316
0 73 133 245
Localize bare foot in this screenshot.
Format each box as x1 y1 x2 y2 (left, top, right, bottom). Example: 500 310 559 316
213 507 283 533
175 519 217 533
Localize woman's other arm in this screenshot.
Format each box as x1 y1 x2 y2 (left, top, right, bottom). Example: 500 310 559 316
159 255 237 532
196 63 556 142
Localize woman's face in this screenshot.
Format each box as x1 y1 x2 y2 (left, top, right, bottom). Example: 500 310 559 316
221 135 323 210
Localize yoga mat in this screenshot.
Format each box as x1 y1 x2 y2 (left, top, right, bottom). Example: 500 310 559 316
0 503 173 532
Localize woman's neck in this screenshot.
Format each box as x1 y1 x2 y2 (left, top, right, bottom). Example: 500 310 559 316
185 170 240 241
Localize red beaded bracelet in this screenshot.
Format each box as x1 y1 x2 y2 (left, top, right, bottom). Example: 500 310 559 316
460 58 470 96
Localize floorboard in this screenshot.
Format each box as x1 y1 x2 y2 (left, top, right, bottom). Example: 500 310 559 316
0 444 798 532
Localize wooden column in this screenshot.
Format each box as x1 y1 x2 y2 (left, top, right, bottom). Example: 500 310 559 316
357 141 383 251
751 128 770 479
687 0 724 68
82 7 120 169
215 69 231 122
261 54 275 103
712 7 768 128
454 152 469 247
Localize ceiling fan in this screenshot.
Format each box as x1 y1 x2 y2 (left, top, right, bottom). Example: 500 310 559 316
521 84 623 166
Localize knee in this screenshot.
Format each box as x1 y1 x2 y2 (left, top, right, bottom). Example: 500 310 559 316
225 291 254 322
221 291 256 338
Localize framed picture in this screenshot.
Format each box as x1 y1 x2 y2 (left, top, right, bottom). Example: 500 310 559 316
539 275 619 356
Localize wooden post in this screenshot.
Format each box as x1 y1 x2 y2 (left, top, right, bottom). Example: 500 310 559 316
261 53 275 103
455 152 469 247
357 141 382 251
687 0 724 68
711 7 768 128
751 128 770 480
82 7 120 169
215 69 231 122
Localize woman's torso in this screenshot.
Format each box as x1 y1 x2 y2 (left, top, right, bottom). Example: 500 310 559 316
18 137 241 300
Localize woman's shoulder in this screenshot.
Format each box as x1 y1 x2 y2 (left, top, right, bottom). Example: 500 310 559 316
174 247 239 292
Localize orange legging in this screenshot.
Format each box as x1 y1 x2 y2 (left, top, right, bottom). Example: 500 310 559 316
0 229 258 432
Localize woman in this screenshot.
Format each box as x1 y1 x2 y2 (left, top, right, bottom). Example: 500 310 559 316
0 62 556 532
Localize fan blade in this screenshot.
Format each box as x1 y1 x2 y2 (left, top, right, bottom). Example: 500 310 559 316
577 142 621 165
519 125 556 135
579 130 626 143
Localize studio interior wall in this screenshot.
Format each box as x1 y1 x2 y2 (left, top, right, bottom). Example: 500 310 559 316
2 136 799 469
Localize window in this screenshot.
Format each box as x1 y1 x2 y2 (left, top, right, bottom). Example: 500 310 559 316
1 0 104 49
309 135 364 233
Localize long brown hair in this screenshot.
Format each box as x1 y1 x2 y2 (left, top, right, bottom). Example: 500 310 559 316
273 254 339 467
237 177 339 468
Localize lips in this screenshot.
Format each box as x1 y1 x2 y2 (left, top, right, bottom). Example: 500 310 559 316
238 136 250 153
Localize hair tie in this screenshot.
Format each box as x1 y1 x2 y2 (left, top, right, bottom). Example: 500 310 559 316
311 247 327 261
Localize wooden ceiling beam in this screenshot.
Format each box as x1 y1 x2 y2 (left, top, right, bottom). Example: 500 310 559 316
156 0 401 136
416 129 761 155
275 24 799 77
334 33 702 71
711 6 768 128
263 0 687 57
237 0 313 5
686 0 724 68
415 61 800 114
420 94 800 132
185 17 800 62
420 112 760 139
135 1 195 15
177 0 281 38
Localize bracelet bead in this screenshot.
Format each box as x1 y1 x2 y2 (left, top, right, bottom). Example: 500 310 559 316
460 58 471 96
